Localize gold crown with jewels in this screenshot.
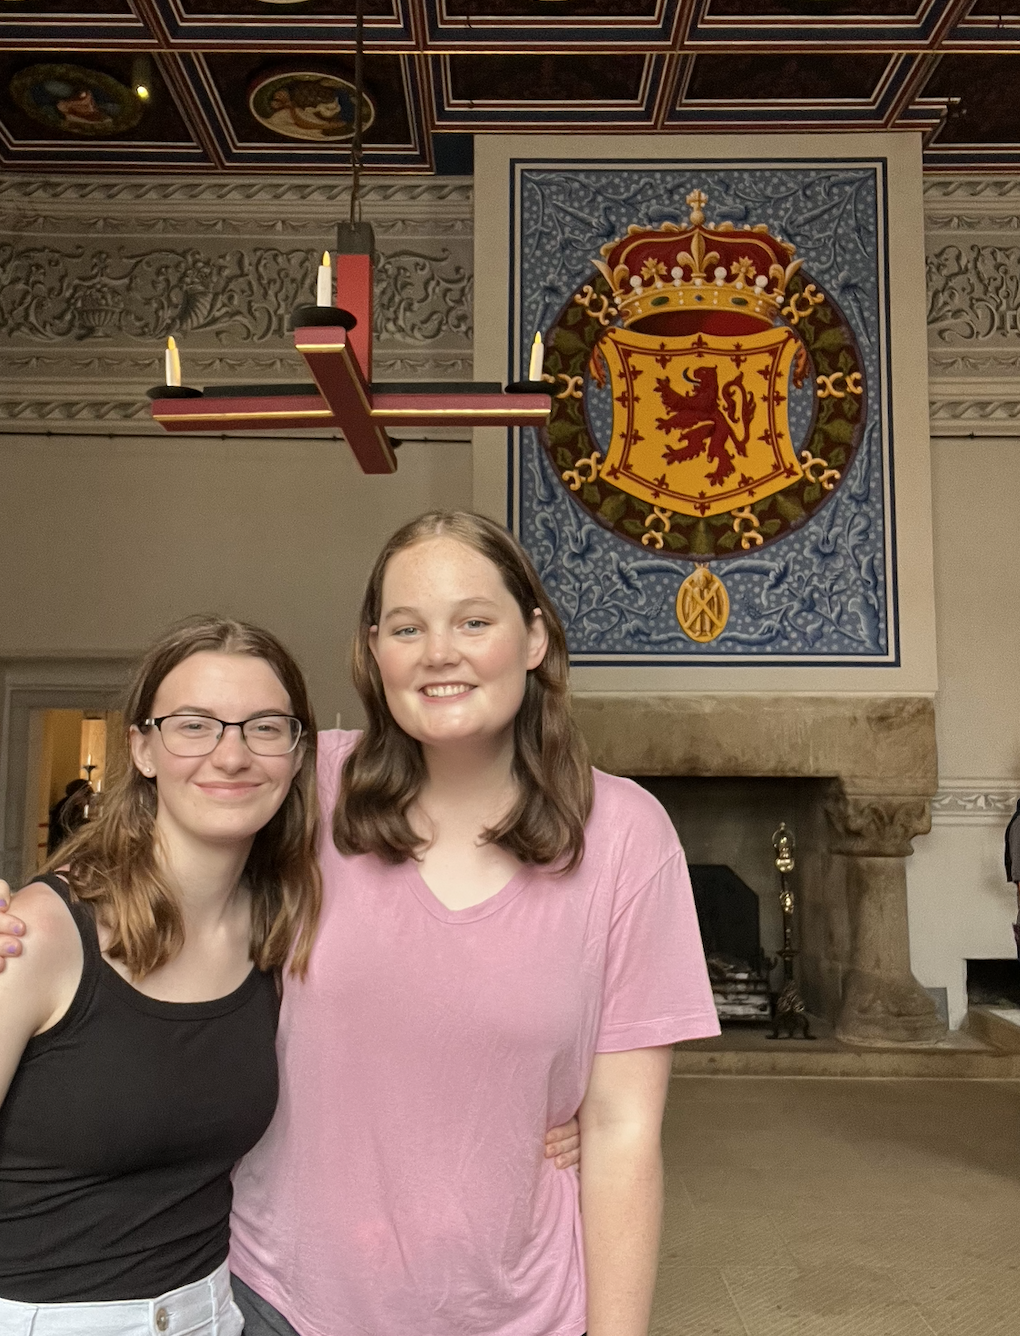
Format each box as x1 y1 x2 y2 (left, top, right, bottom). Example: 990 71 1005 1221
593 189 803 329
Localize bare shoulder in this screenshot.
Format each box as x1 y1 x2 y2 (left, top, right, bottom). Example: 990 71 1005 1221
2 881 83 991
0 882 84 1103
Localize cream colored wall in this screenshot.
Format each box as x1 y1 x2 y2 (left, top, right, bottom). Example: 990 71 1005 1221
907 437 1020 1027
929 440 1020 781
0 432 472 727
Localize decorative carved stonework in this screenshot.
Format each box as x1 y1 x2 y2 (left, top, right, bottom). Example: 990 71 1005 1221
0 174 473 426
928 349 1020 375
924 178 1020 435
931 785 1020 821
924 177 1020 200
825 792 932 858
928 397 1020 429
0 243 472 349
0 178 474 207
927 243 1020 343
1 244 315 344
374 248 472 344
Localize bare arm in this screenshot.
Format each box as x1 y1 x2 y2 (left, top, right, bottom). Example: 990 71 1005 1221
0 883 82 1104
578 1046 673 1336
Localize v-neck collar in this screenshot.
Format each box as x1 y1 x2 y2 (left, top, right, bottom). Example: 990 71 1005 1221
401 859 534 924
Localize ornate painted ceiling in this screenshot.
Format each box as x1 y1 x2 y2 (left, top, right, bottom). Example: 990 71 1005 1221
0 1 1018 174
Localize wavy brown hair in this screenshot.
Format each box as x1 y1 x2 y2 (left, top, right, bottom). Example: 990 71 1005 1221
333 511 593 870
42 616 321 978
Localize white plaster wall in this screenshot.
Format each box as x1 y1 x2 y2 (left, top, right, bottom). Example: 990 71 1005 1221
906 437 1020 1027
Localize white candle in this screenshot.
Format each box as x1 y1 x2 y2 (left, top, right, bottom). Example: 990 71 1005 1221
165 336 181 387
528 331 544 381
316 251 332 307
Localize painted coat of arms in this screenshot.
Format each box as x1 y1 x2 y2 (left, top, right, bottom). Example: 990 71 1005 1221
511 163 891 664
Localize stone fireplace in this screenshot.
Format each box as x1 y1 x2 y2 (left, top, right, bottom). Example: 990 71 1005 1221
573 694 945 1048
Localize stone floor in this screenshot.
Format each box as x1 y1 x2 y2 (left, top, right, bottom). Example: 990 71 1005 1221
652 1077 1020 1335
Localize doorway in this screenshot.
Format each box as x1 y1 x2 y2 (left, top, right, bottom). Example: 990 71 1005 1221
26 708 124 876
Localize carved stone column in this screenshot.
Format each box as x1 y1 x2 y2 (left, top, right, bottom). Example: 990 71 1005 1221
826 791 947 1046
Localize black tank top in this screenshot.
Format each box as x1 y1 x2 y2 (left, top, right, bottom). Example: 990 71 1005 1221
0 873 280 1302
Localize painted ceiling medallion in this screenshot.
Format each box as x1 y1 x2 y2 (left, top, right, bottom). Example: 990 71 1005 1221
9 64 142 138
249 72 375 142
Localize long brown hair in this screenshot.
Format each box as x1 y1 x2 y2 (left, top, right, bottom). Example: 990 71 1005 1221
333 511 593 870
43 616 322 978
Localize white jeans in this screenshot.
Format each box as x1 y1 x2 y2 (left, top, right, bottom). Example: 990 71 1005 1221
0 1261 243 1336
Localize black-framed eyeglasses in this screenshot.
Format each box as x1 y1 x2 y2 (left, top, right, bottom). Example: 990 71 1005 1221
144 714 303 758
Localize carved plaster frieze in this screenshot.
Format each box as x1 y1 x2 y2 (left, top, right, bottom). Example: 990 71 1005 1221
928 349 1020 375
0 398 153 422
825 792 932 858
0 177 473 207
4 354 474 382
0 240 472 350
5 351 309 378
928 397 1020 436
924 177 1020 201
926 214 1020 233
931 786 1020 821
1 214 473 240
927 242 1020 346
373 353 474 377
924 179 1020 425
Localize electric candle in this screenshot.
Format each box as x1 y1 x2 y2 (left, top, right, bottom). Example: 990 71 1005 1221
528 331 544 381
316 251 332 307
165 336 181 387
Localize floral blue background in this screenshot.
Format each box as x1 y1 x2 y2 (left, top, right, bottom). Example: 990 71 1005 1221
508 160 897 665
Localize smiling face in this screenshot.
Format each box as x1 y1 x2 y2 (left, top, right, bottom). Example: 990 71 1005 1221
129 650 302 854
369 535 549 755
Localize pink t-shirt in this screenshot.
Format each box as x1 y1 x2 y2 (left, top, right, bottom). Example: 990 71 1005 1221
229 729 718 1336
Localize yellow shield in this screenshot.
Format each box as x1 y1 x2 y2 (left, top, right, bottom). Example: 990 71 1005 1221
598 325 803 518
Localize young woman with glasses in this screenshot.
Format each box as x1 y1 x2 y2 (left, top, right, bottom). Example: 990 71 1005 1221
0 616 319 1334
0 611 580 1336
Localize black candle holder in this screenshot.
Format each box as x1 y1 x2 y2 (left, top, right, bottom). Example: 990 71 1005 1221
146 385 203 400
289 305 358 331
504 379 551 395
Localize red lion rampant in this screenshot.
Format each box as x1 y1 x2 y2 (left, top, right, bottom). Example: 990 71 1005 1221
655 367 756 487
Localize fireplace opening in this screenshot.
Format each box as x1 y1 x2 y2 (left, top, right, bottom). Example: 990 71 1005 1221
690 865 772 1023
631 776 836 1024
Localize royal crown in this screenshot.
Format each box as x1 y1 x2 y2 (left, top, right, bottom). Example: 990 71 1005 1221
593 189 802 329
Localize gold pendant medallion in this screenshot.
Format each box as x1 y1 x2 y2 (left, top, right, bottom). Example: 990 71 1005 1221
676 565 729 643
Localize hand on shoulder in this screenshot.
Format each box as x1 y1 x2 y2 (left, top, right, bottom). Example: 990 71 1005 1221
0 878 25 969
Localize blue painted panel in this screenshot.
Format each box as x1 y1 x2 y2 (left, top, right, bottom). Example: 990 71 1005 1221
509 158 898 666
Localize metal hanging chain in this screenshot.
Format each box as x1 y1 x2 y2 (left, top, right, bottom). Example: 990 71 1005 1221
350 0 365 224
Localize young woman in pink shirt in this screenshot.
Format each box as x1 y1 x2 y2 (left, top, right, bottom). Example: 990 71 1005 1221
226 511 718 1336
